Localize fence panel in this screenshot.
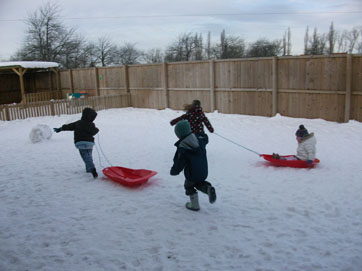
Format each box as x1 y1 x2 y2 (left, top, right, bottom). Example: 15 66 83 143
128 64 164 109
278 56 346 91
0 94 129 121
350 56 362 121
25 91 63 103
98 67 126 95
167 62 211 111
72 68 96 95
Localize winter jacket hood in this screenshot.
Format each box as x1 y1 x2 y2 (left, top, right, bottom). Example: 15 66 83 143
176 133 200 151
81 108 97 122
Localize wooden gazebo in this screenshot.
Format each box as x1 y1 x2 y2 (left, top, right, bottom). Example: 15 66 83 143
0 61 60 103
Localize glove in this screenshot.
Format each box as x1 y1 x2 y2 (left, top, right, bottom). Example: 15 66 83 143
53 127 62 133
306 160 313 166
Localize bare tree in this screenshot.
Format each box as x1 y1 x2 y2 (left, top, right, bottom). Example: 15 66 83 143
246 38 282 57
94 36 118 66
328 22 336 54
305 28 327 55
116 43 141 65
141 48 164 63
164 32 201 62
287 27 292 55
282 27 292 55
304 26 309 55
205 31 212 59
215 29 245 59
194 33 203 60
345 27 360 53
12 2 84 68
356 28 362 53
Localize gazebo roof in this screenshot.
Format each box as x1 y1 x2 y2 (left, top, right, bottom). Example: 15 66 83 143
0 61 59 70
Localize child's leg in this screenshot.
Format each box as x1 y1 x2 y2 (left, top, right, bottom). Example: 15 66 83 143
184 179 197 195
195 181 216 204
78 148 95 172
184 179 200 211
194 180 212 194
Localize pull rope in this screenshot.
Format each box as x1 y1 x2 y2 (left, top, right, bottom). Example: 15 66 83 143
95 133 113 167
213 132 260 156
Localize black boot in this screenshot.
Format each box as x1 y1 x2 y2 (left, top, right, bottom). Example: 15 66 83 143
207 186 217 204
91 168 98 179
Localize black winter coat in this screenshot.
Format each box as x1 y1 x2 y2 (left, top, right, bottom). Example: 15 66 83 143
170 133 208 183
61 108 99 143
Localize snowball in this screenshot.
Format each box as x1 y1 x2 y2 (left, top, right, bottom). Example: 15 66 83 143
29 124 53 143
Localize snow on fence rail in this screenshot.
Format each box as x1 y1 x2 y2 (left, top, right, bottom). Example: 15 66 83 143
0 94 129 121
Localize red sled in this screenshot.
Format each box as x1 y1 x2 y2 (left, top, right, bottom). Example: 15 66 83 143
102 166 157 187
260 154 320 168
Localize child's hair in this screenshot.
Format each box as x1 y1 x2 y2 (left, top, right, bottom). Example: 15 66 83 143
183 100 201 112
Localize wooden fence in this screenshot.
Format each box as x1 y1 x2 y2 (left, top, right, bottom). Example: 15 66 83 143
56 54 362 123
0 94 129 121
25 91 64 103
1 54 361 122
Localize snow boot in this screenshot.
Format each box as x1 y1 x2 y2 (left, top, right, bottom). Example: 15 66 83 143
91 168 98 179
207 186 217 204
186 193 200 211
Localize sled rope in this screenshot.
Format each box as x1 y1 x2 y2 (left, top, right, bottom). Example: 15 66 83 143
95 133 113 167
213 132 260 156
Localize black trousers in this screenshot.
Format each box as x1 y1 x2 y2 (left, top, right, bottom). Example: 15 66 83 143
184 179 212 196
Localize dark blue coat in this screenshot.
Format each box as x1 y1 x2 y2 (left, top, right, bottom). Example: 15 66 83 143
61 108 99 143
170 133 208 183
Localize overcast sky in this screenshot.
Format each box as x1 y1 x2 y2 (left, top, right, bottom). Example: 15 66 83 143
0 0 361 60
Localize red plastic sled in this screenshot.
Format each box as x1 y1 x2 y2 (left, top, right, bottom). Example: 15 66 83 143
260 154 320 168
102 166 157 187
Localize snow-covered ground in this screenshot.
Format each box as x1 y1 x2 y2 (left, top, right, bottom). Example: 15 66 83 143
1 108 361 271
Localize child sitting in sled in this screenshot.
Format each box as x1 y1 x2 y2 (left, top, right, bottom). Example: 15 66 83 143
53 107 99 178
170 100 214 136
272 125 317 165
170 120 217 211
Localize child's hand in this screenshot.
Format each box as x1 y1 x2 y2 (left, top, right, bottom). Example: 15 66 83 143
53 128 62 133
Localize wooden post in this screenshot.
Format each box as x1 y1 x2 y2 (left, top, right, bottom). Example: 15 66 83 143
69 69 74 93
50 101 55 116
124 65 131 106
344 54 352 123
5 105 10 121
272 57 278 116
209 59 215 112
94 67 100 96
51 68 61 93
163 62 169 108
12 67 27 103
49 70 53 92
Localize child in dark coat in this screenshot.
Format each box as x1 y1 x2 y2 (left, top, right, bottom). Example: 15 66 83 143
53 107 99 178
170 120 216 211
170 100 214 136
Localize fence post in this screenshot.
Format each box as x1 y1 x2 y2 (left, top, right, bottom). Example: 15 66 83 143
5 105 10 121
49 71 53 92
344 54 352 123
123 65 131 107
163 62 169 108
209 59 215 112
272 56 278 116
69 69 74 93
94 67 100 96
50 101 55 116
